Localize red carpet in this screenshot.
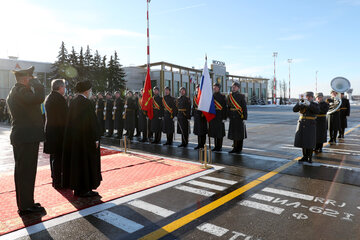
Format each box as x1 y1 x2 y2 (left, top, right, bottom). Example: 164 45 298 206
0 148 204 235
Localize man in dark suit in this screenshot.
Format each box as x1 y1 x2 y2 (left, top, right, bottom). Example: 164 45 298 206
44 79 68 189
62 81 102 197
227 82 247 154
6 66 46 216
339 93 350 138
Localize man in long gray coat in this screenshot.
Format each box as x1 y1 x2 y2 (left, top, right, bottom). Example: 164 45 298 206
293 91 320 163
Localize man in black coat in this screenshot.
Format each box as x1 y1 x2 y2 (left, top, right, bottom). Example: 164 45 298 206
104 92 114 137
124 91 136 140
151 86 164 144
162 87 177 145
209 83 227 151
134 91 141 137
227 82 247 154
44 79 68 189
327 90 341 144
339 93 350 138
6 66 46 215
314 93 329 153
62 81 102 197
192 85 208 149
293 91 320 163
176 87 191 147
113 91 124 139
96 93 105 136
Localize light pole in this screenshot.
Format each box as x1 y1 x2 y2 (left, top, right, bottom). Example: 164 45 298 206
315 70 318 93
288 59 292 103
273 52 278 104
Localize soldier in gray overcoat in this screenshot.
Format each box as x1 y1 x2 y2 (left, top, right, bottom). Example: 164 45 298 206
293 91 320 163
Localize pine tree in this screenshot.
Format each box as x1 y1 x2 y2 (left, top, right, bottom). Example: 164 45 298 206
84 45 94 82
98 55 108 93
91 50 103 93
77 47 85 82
66 47 79 92
107 51 126 92
50 41 69 80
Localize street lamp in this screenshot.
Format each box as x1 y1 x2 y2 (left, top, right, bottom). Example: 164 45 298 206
273 52 278 104
288 59 292 103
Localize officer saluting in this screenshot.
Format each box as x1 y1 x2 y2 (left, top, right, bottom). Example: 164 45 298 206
209 83 227 151
227 82 247 154
293 91 320 163
177 87 191 147
314 93 329 153
162 87 177 145
151 86 164 144
6 66 46 215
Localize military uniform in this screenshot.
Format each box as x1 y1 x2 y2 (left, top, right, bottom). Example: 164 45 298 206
124 95 136 140
96 97 105 135
339 97 350 138
315 98 329 152
151 93 164 144
162 93 177 145
113 96 124 139
227 90 247 153
138 95 149 142
327 96 341 143
293 93 320 163
209 91 227 151
6 66 46 214
192 92 207 149
176 94 191 147
104 96 114 137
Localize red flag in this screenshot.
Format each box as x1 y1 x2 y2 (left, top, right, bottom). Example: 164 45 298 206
141 67 154 120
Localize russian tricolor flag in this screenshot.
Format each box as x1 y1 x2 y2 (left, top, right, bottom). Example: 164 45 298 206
197 58 216 122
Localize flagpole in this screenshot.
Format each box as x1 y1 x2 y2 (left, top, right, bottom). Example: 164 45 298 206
146 0 150 140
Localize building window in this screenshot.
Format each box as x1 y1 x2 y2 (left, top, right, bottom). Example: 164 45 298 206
165 80 171 88
174 81 180 97
249 88 253 98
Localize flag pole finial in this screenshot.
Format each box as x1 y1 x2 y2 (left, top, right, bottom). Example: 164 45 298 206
205 54 207 61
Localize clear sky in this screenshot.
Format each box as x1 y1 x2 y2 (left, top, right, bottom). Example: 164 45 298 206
1 0 359 97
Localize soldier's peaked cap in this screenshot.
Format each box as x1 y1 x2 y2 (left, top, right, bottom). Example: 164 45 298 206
213 82 221 88
164 86 171 91
153 86 159 91
12 66 34 78
232 81 240 87
105 91 112 96
305 91 314 97
75 80 92 93
179 86 186 91
315 92 323 98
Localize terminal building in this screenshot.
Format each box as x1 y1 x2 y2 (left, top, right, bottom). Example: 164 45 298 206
0 57 269 103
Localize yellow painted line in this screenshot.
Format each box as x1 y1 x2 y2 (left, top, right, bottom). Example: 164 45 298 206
323 123 360 148
139 158 299 240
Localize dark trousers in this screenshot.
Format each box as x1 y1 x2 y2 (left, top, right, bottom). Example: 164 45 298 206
197 135 206 148
339 129 345 138
315 143 323 151
233 140 243 152
329 130 338 141
166 133 173 144
13 142 39 210
181 133 189 146
105 119 114 136
50 153 62 188
214 138 223 150
302 148 313 160
153 132 162 143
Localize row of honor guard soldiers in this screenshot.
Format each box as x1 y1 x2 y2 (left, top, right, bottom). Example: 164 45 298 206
90 81 248 154
293 91 350 163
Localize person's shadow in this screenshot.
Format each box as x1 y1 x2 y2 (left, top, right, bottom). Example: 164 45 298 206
19 210 53 240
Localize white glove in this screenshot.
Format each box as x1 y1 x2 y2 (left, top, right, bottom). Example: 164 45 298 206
304 100 310 106
222 120 226 123
243 120 246 124
299 101 304 105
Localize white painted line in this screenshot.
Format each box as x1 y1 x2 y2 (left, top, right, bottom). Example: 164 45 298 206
127 200 175 218
251 193 275 202
197 223 229 237
239 200 284 215
1 164 222 240
200 176 237 185
173 185 215 197
187 180 227 191
262 187 314 201
93 210 143 233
